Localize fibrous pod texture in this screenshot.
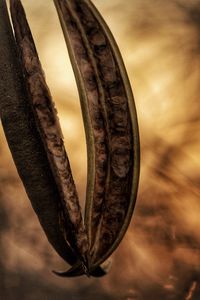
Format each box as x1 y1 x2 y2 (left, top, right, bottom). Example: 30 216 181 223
0 0 140 277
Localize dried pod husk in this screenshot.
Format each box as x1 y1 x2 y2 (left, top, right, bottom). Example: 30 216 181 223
0 0 79 267
0 0 90 273
54 0 140 275
0 0 139 277
10 0 89 264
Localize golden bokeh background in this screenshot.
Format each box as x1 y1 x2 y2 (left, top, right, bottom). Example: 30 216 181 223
1 0 200 299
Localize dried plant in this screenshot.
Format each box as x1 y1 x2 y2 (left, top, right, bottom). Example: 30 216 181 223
0 0 139 277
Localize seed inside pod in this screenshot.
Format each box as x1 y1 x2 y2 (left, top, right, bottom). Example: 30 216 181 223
1 0 140 277
54 0 140 273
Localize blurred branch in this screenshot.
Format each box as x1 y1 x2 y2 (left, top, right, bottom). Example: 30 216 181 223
185 281 197 300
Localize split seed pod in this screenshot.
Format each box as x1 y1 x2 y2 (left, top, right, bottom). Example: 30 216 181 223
0 0 140 277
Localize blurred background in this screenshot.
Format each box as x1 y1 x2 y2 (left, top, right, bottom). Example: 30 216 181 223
1 0 200 299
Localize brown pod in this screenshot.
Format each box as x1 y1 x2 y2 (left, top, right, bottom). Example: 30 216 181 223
0 0 79 267
10 0 88 264
0 0 92 274
0 0 139 277
54 0 140 274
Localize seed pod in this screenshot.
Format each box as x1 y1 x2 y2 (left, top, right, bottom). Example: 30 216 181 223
54 0 140 274
9 0 89 267
0 0 78 268
0 0 140 277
